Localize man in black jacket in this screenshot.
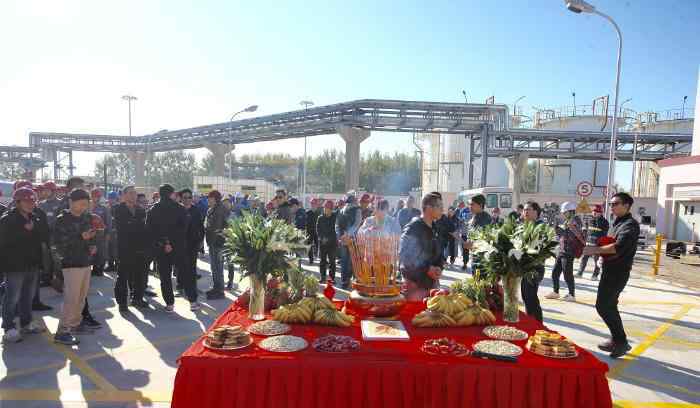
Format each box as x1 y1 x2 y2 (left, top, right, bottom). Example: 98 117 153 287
306 199 320 264
146 184 188 312
316 200 337 283
113 186 150 312
179 188 203 310
204 190 229 299
0 187 46 343
582 192 640 359
400 192 444 301
52 189 97 346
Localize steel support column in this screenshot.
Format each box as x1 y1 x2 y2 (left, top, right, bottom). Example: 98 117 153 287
338 125 370 192
463 133 474 189
480 126 489 188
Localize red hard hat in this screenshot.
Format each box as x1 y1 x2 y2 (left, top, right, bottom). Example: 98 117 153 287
13 180 33 191
43 181 57 192
91 189 103 199
360 193 372 203
90 214 106 230
13 187 36 203
323 200 334 210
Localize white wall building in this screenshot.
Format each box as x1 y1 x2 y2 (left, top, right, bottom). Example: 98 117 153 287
193 176 279 201
655 67 700 241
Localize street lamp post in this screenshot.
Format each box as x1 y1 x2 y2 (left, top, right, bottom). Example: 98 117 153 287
462 90 468 104
565 0 622 220
228 105 259 179
682 95 688 119
300 100 314 205
121 95 138 137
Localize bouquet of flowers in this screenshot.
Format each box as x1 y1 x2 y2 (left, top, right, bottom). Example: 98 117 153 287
469 217 558 321
223 212 308 319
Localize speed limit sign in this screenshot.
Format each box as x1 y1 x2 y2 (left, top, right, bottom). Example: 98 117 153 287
577 181 593 197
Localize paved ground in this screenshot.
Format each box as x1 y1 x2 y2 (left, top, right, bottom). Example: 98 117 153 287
0 250 698 408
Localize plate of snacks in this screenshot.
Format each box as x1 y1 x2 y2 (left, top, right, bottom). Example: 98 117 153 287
312 335 360 353
259 335 308 353
421 337 470 357
526 330 579 359
483 325 529 341
472 340 523 357
248 320 292 336
204 325 252 350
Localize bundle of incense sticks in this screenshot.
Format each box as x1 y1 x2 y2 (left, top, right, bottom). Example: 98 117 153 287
349 234 400 288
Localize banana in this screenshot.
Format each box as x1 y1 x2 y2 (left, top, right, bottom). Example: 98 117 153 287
318 297 335 310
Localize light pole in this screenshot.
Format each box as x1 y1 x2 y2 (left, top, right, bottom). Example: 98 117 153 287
300 100 314 205
121 95 137 136
462 90 468 104
228 105 258 179
513 96 526 117
566 0 622 220
682 95 688 119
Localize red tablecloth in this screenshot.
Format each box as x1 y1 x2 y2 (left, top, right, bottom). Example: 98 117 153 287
172 301 611 408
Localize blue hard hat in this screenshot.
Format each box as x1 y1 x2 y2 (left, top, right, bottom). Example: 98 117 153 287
107 191 119 200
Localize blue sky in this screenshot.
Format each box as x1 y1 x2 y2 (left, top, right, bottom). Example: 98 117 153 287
1 0 698 187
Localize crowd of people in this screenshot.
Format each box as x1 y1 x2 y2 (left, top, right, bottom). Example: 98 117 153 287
0 178 639 358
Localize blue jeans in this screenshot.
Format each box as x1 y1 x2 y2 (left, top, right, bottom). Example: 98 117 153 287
2 269 39 331
339 246 353 285
209 246 225 291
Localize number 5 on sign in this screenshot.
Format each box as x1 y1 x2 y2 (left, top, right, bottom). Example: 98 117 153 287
577 181 593 197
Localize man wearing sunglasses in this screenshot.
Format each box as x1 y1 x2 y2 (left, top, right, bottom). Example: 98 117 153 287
582 192 639 358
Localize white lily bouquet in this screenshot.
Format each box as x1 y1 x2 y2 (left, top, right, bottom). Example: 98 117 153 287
469 218 558 322
223 212 308 319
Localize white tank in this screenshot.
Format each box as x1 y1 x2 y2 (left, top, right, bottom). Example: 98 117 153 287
534 113 628 196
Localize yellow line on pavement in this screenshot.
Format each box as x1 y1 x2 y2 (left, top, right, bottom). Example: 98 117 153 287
39 331 118 392
0 388 171 403
546 314 700 349
608 304 694 380
615 373 700 399
4 331 201 380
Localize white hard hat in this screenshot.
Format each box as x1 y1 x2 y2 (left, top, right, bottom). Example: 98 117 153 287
561 201 577 213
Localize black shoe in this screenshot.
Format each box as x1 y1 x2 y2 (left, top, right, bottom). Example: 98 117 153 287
144 290 157 297
206 290 226 300
32 302 53 311
131 300 150 309
609 342 632 359
81 315 102 329
118 304 129 313
597 340 615 352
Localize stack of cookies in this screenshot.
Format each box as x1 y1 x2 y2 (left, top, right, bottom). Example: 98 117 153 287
205 325 251 349
526 330 578 359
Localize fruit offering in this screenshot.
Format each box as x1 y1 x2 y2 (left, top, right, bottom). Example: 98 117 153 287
473 340 523 357
417 290 495 327
483 325 528 341
312 335 360 353
313 308 354 327
272 303 313 324
259 335 308 352
298 295 337 314
421 337 470 357
248 320 291 336
204 325 252 350
412 310 457 328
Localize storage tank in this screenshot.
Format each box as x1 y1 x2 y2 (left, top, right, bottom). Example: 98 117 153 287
532 99 627 197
